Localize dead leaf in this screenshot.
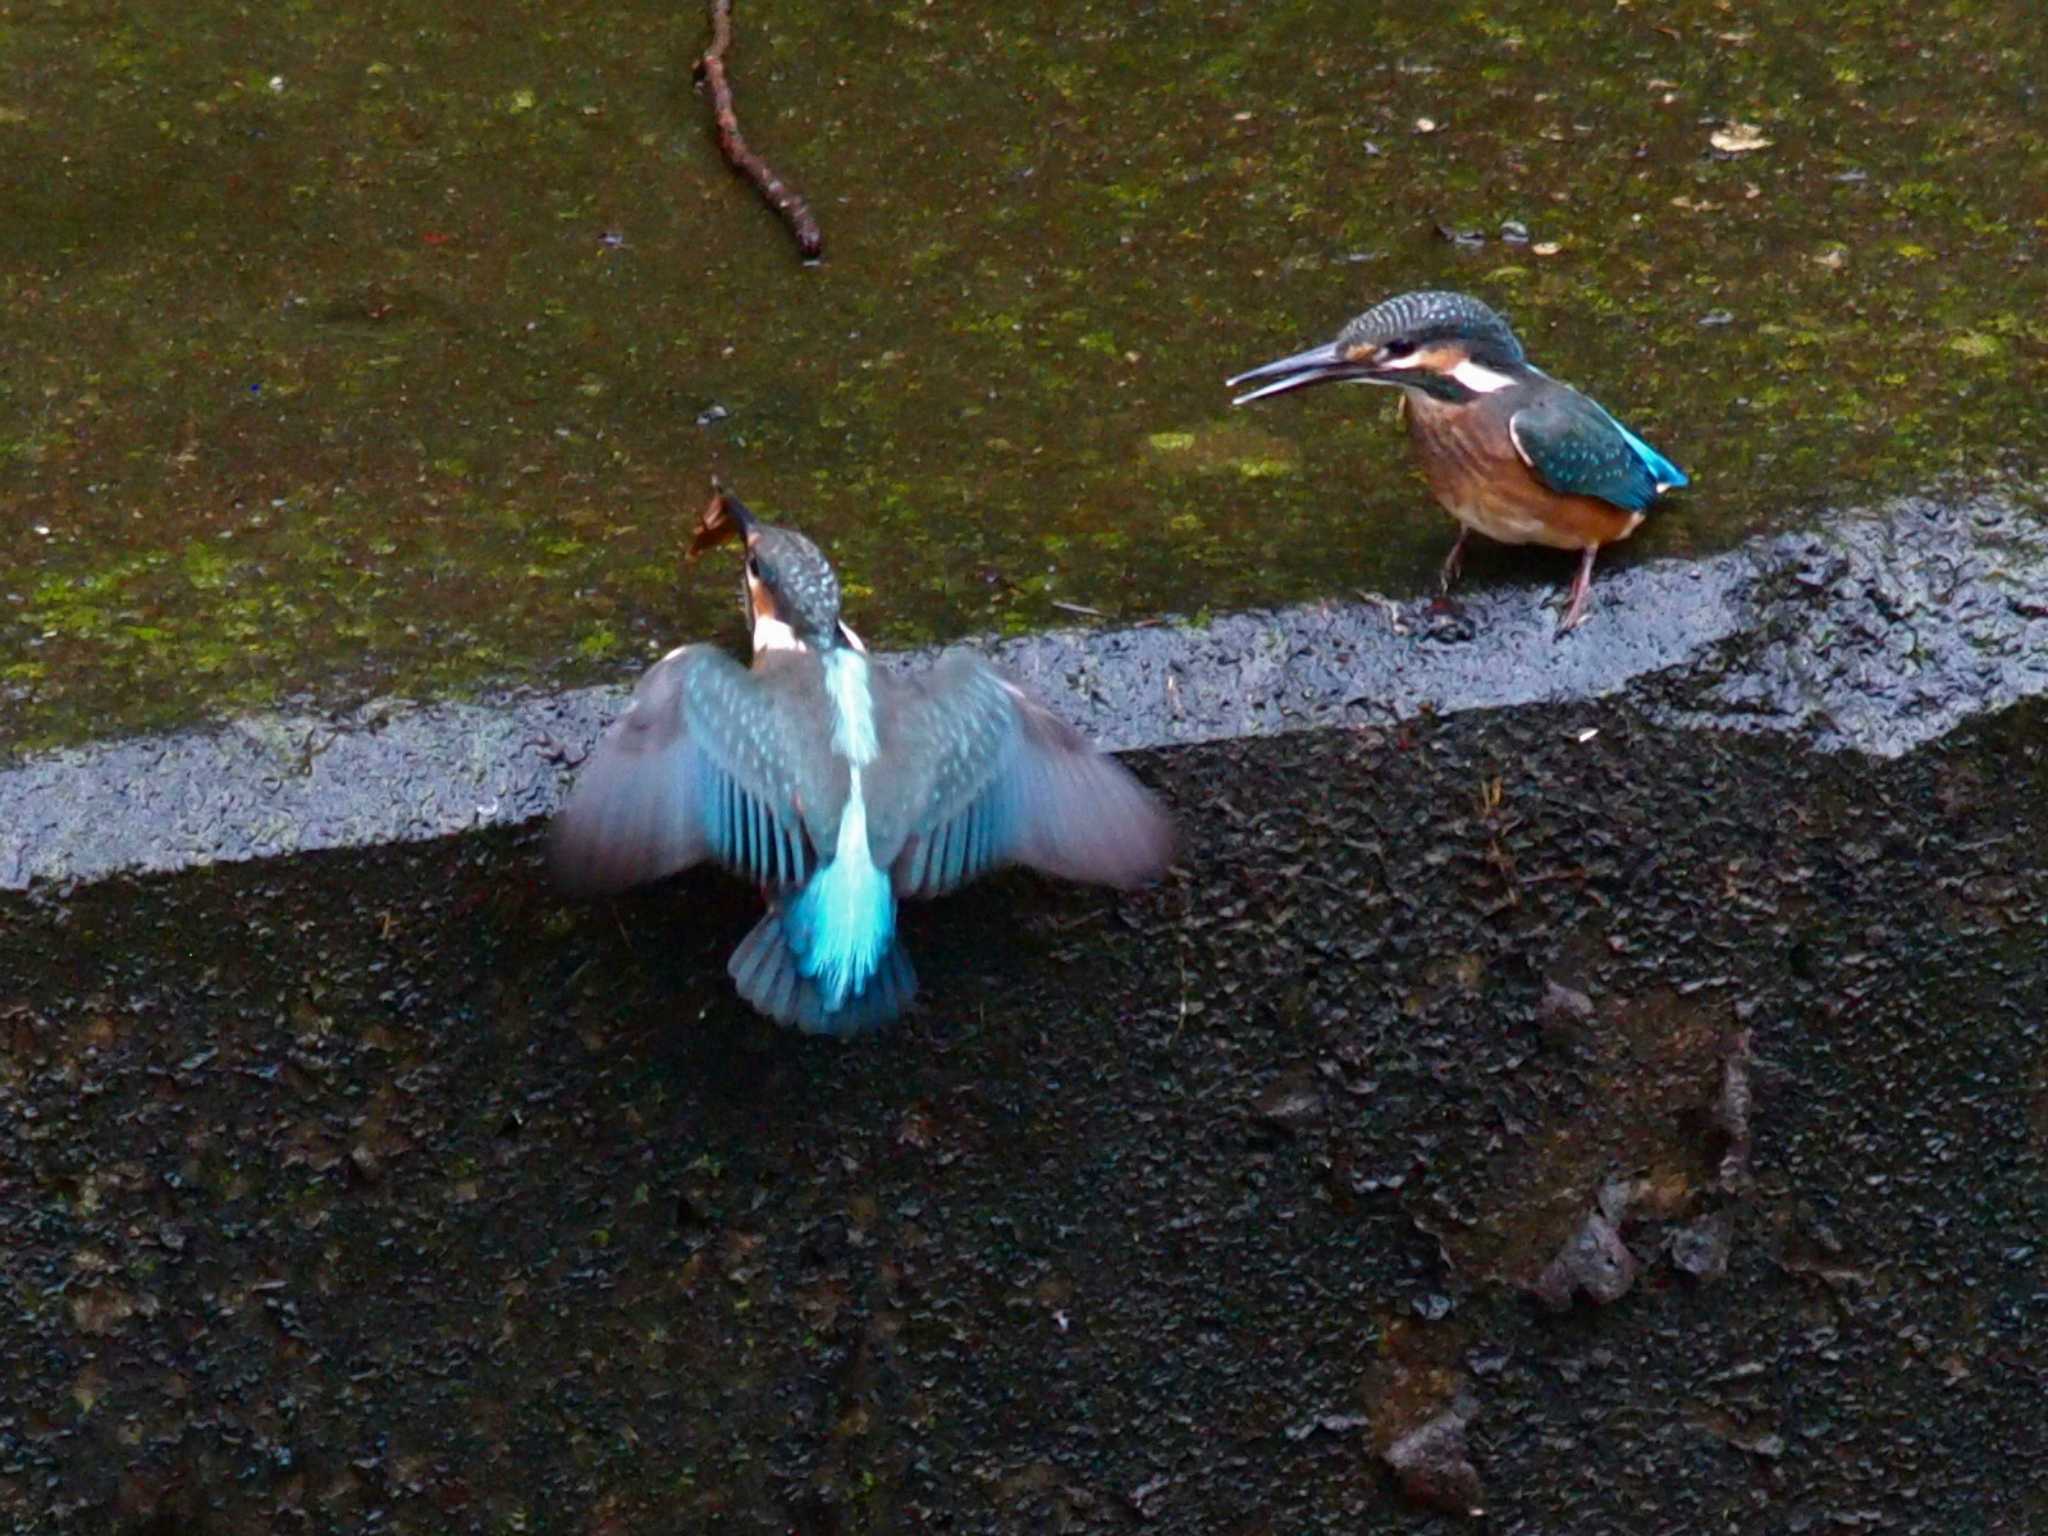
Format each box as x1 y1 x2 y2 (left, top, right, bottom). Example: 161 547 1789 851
1530 1205 1639 1308
1710 123 1772 154
1384 1394 1484 1516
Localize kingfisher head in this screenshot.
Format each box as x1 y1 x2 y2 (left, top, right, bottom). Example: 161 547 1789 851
1229 290 1531 406
711 492 860 654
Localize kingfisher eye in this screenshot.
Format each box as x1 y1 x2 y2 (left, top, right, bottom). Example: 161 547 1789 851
1381 339 1416 360
746 554 762 579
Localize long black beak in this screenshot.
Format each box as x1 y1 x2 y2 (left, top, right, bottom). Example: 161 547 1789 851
1226 341 1376 405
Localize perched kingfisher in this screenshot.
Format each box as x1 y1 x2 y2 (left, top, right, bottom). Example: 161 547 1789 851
1228 290 1687 633
548 490 1176 1036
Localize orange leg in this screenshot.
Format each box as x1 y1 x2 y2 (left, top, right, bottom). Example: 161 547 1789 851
1439 525 1471 593
1557 546 1599 634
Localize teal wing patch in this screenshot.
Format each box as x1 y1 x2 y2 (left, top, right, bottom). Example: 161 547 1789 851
1509 389 1685 512
682 653 820 889
549 646 816 895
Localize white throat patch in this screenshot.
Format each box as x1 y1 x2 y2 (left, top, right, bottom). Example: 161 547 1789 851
751 610 803 655
749 576 805 655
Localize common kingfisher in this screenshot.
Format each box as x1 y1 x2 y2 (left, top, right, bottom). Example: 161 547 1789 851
548 490 1176 1035
1228 290 1687 633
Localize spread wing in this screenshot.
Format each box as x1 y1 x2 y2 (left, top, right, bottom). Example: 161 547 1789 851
1508 388 1686 512
869 654 1175 898
548 645 821 896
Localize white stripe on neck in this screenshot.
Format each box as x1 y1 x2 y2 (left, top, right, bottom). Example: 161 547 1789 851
1450 358 1517 394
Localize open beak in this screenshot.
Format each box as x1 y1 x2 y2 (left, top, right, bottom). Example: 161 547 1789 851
1226 340 1380 405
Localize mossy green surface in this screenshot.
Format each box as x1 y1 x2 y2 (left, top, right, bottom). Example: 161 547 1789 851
2 0 2042 749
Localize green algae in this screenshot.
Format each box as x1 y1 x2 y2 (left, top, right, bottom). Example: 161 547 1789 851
1 0 2043 751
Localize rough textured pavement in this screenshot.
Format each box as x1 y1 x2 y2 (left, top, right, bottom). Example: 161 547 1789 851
4 686 2044 1532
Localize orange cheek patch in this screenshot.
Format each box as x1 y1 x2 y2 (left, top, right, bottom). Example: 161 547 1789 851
747 575 775 618
1412 344 1469 374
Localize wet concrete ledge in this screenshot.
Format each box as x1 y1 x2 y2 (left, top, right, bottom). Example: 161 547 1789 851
4 493 2045 893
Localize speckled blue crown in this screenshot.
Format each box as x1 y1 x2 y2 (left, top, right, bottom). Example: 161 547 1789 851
752 525 842 634
1338 290 1525 365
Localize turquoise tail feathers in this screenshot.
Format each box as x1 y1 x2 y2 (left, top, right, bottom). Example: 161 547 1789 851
729 902 916 1036
1613 419 1687 490
786 853 897 1013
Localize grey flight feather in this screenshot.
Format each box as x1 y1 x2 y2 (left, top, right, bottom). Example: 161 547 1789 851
871 654 1176 897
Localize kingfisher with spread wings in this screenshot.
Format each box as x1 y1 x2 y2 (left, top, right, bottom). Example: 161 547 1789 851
548 489 1175 1035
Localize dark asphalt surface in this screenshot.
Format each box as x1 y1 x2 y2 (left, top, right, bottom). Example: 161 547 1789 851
4 687 2045 1532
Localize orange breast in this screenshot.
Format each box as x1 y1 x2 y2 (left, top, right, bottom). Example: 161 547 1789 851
1404 396 1642 551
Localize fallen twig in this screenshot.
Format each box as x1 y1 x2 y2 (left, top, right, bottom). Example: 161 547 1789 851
697 0 823 262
